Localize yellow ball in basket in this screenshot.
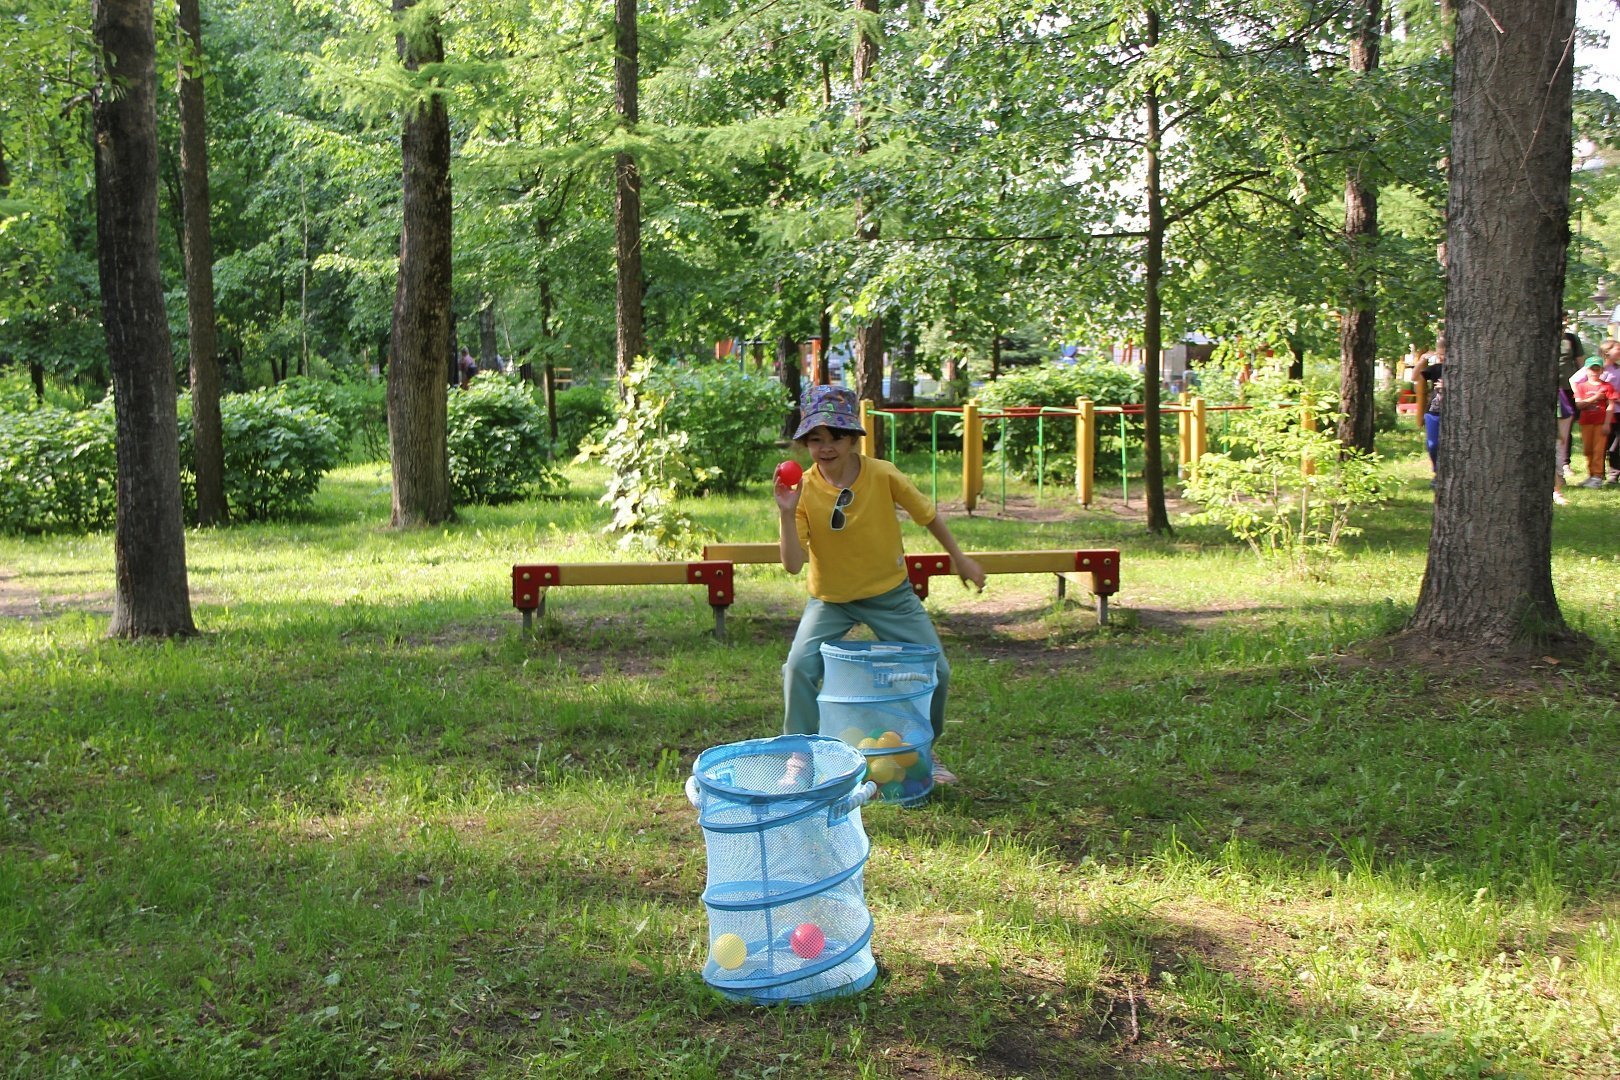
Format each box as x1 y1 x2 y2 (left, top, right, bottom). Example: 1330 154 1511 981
876 730 903 749
711 932 748 970
867 756 901 784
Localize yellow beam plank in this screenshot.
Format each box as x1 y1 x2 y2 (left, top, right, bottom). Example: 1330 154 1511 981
702 543 779 563
515 563 711 587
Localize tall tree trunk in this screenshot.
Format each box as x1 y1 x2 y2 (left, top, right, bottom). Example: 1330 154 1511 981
387 0 453 527
1141 7 1171 535
92 0 196 639
177 0 227 525
613 0 645 394
1337 0 1381 454
850 0 883 406
1409 0 1575 650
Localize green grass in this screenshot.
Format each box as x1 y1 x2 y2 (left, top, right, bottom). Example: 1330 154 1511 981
1 441 1617 1077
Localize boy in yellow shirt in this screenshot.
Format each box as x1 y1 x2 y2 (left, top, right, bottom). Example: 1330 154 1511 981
775 386 985 785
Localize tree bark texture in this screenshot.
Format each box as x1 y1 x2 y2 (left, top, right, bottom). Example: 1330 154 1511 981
177 0 227 525
1140 7 1170 535
93 0 196 638
1410 0 1575 649
387 0 453 528
778 331 802 437
850 0 883 407
1337 0 1380 454
614 0 645 392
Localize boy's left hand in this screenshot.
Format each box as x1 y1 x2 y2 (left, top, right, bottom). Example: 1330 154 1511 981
956 555 986 591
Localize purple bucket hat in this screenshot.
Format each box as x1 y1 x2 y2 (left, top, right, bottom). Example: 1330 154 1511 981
793 385 867 440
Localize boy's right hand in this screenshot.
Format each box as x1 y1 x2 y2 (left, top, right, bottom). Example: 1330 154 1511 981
774 479 801 513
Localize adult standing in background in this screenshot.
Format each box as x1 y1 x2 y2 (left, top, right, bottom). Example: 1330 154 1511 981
1601 339 1620 484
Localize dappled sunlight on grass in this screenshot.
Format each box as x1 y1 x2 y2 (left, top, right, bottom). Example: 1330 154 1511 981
1 453 1618 1075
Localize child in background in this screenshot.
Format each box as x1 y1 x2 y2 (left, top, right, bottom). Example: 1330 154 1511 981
775 386 985 787
1570 356 1619 488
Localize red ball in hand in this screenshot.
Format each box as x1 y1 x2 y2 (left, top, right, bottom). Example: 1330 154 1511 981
775 460 803 488
789 922 825 959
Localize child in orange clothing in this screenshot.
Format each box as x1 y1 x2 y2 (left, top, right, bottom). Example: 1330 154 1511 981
1570 358 1619 487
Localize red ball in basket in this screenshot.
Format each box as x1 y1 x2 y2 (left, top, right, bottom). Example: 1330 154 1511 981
774 460 803 488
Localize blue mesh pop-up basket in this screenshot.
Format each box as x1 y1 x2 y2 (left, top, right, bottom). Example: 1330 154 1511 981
686 734 879 1005
817 641 938 805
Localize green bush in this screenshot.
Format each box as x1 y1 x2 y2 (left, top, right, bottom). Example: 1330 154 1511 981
269 375 387 461
0 398 117 533
447 375 565 505
180 388 344 521
576 359 716 556
649 363 789 493
975 362 1139 483
1183 383 1385 576
553 384 614 456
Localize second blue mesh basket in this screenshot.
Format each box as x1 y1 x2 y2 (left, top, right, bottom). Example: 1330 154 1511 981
817 641 938 805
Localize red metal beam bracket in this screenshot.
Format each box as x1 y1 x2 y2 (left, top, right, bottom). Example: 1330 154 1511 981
906 553 953 600
1076 550 1119 596
686 561 735 608
512 564 559 610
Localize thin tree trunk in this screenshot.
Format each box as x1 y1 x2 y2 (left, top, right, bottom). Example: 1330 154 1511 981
478 294 498 369
93 0 196 638
1141 6 1170 535
1337 0 1381 454
850 0 883 406
1409 0 1575 650
539 274 557 440
177 0 227 525
387 0 453 527
613 0 645 394
779 331 801 438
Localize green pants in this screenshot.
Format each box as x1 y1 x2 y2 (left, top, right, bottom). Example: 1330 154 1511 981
782 579 950 742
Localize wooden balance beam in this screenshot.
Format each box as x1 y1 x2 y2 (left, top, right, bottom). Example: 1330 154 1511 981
511 560 736 639
701 544 1120 624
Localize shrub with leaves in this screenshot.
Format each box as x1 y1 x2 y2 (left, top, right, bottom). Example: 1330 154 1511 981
648 363 788 493
269 375 387 461
1182 384 1385 575
180 388 343 521
576 358 717 556
553 384 614 456
447 375 563 505
975 362 1139 483
0 398 117 533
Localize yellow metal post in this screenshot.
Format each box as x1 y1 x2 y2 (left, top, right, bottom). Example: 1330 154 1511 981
1192 396 1207 465
962 399 981 512
1075 396 1094 507
859 399 882 459
1177 390 1192 479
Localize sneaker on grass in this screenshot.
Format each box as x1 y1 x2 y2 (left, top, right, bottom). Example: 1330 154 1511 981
1581 476 1605 489
1554 491 1569 506
931 759 959 786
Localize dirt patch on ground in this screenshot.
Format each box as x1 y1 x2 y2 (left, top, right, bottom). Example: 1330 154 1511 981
0 569 114 619
1335 627 1616 699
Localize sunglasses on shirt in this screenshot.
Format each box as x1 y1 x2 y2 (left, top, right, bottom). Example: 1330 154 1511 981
831 487 854 531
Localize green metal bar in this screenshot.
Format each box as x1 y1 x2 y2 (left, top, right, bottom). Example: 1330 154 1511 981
870 408 899 463
930 410 945 505
1120 412 1129 505
998 416 1008 511
1036 413 1045 504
